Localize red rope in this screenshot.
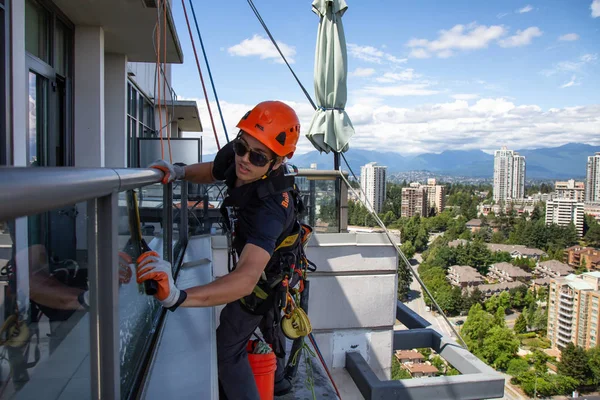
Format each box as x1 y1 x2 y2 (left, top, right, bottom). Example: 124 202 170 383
308 333 342 399
181 0 221 150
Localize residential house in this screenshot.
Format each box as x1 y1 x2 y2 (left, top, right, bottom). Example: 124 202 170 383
448 239 469 248
466 219 483 232
447 265 485 288
488 262 532 283
564 246 600 271
535 260 574 278
402 363 439 378
486 244 546 260
477 281 527 298
394 350 425 364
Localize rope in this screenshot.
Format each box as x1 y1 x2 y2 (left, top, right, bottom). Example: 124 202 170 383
338 154 469 349
308 333 342 399
188 0 230 143
155 1 164 159
163 0 172 162
181 0 221 150
246 0 317 110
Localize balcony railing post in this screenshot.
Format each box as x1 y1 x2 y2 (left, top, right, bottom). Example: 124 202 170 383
180 181 188 244
163 183 173 263
88 192 120 400
339 177 348 233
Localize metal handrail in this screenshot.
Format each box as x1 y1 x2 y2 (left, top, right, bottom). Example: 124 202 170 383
0 167 163 220
297 168 349 179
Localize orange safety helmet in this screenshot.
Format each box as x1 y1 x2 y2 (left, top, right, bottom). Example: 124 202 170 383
236 101 300 158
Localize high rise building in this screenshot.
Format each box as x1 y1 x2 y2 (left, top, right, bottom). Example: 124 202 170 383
401 183 427 218
424 178 446 215
493 147 526 202
586 152 600 203
555 179 585 202
547 272 600 350
360 162 387 213
545 198 585 237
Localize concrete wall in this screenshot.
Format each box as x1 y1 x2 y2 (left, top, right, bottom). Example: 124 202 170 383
211 232 398 382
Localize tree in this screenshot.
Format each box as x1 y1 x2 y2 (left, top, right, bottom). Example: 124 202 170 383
481 325 520 370
484 294 500 313
587 346 600 386
494 306 507 327
400 240 416 260
397 261 413 301
461 303 495 355
418 347 432 360
391 358 412 380
513 313 527 334
531 349 549 374
507 358 530 377
558 342 590 385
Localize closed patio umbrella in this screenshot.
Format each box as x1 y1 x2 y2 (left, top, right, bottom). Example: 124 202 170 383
305 0 355 154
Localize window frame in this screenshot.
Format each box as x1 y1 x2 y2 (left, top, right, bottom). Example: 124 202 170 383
127 80 155 167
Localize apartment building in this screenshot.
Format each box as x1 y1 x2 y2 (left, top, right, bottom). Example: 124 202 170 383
487 262 533 283
425 178 446 214
493 147 526 202
447 265 485 288
535 260 574 278
547 272 600 350
565 246 600 271
486 243 547 260
360 162 387 213
555 179 585 202
478 281 526 298
586 152 600 203
545 198 585 237
401 183 427 218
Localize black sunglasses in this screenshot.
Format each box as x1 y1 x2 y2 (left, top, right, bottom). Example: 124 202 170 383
233 138 274 167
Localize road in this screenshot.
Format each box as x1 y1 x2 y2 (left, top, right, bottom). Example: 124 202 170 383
399 253 526 400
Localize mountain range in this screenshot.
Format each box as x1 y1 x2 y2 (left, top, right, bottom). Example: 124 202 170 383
204 143 600 179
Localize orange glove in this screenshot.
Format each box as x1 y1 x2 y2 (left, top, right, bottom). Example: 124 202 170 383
136 251 184 309
149 160 185 184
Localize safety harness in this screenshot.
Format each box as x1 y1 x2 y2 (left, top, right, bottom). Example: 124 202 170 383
220 164 316 341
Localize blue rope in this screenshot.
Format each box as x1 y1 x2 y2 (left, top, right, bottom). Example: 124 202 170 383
188 0 230 143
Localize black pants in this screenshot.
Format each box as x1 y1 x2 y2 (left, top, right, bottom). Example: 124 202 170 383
217 301 286 400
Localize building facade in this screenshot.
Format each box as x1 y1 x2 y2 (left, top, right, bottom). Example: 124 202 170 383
360 162 387 213
586 152 600 203
564 246 600 271
425 178 446 215
545 198 585 237
401 183 427 218
493 147 526 202
555 179 585 202
547 272 600 350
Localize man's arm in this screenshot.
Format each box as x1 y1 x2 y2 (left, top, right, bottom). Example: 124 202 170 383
183 161 216 184
181 243 270 307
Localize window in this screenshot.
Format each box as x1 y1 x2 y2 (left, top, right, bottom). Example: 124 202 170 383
127 82 155 167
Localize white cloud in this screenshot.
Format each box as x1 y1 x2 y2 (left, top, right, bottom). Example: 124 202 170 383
180 97 600 156
592 0 600 17
517 5 534 13
541 53 597 76
560 75 580 88
407 23 507 58
452 93 480 100
497 12 510 19
558 33 580 41
498 27 543 47
227 34 296 64
347 44 407 64
363 83 440 97
350 68 376 78
409 48 431 59
375 69 420 83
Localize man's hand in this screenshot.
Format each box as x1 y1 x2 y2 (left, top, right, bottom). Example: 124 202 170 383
136 251 184 309
118 251 134 285
212 140 235 181
150 159 185 184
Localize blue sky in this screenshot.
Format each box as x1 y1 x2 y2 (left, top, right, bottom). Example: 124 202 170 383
171 0 600 156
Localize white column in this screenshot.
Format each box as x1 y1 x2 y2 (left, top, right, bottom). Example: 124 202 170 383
104 53 127 168
10 0 27 166
74 26 104 167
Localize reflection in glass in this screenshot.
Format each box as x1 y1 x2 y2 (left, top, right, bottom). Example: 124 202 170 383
28 72 47 167
117 189 162 397
24 0 49 63
54 21 67 77
297 178 339 233
0 207 90 399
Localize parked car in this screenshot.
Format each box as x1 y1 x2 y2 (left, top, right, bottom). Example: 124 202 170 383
455 320 465 326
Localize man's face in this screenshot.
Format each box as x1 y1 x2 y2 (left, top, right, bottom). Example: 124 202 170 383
234 132 278 183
